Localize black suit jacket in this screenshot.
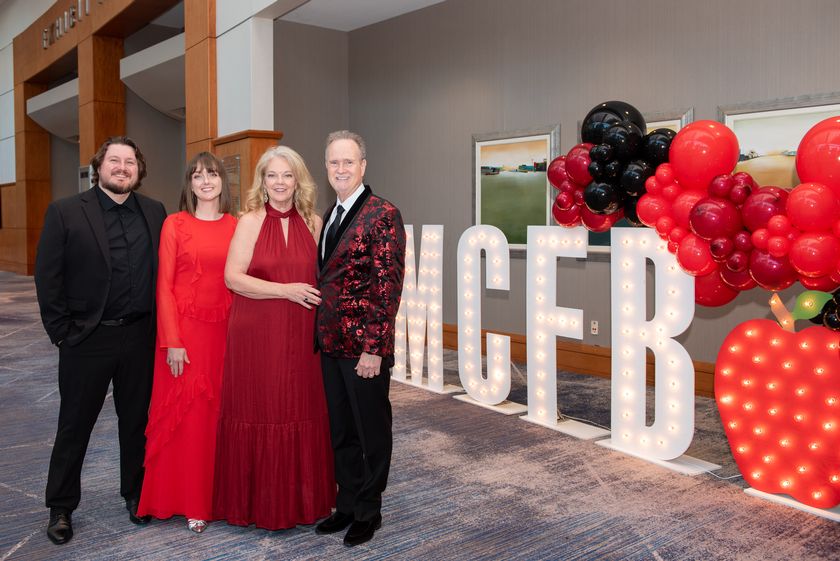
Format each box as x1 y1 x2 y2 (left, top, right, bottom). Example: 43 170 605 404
34 187 167 347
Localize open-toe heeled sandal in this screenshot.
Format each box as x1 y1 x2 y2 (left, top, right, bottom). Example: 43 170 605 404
188 519 207 533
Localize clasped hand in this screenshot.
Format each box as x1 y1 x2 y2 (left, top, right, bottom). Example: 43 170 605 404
286 283 321 309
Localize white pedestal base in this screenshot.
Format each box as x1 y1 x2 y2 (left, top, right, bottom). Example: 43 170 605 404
595 438 722 475
392 377 463 394
452 394 528 415
520 415 611 439
744 488 840 521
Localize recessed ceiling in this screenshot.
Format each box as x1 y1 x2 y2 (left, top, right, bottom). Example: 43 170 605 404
280 0 446 32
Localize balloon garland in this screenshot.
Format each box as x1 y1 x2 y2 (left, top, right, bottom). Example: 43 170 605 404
549 104 840 308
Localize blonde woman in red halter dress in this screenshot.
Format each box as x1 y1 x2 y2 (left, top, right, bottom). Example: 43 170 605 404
137 152 237 533
213 146 335 529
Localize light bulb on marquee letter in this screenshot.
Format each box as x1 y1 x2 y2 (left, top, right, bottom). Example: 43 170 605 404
611 228 694 460
394 225 444 389
523 226 586 426
457 225 510 405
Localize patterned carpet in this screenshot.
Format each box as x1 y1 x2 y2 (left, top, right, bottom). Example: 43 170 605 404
1 271 838 560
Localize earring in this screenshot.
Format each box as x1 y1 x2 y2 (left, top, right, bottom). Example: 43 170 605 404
262 189 268 203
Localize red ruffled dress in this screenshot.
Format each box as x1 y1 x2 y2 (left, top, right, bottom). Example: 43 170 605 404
212 204 335 529
138 211 237 521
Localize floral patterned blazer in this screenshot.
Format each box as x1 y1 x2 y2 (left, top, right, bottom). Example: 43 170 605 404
316 185 406 361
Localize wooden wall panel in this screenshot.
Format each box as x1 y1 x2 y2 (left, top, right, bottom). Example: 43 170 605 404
13 83 47 135
78 35 125 164
185 37 217 147
0 228 28 275
14 131 50 183
186 140 213 162
213 131 283 210
185 0 215 51
77 36 124 106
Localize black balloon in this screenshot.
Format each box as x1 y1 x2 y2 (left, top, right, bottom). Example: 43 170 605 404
818 300 839 327
623 196 644 226
584 181 622 214
824 310 840 330
604 159 622 181
621 160 654 196
602 121 644 160
588 160 605 181
643 128 677 166
590 144 614 163
810 310 828 325
581 101 647 145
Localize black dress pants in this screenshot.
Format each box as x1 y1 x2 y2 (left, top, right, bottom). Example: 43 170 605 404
45 318 154 512
321 355 392 522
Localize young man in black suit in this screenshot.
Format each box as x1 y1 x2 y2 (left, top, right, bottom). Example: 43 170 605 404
34 136 167 545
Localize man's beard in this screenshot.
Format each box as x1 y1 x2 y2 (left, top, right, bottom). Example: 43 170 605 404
101 178 137 195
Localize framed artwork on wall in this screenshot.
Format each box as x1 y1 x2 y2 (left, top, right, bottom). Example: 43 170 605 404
472 125 560 252
587 108 694 253
718 92 840 189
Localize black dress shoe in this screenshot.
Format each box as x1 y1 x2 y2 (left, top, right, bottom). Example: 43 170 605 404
46 510 73 545
343 513 381 547
315 511 354 534
126 499 151 525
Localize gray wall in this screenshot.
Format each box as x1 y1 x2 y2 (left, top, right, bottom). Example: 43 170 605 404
50 136 80 201
274 20 349 213
276 0 840 362
126 89 186 213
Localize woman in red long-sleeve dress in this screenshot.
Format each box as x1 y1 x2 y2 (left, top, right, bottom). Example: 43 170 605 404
137 152 237 533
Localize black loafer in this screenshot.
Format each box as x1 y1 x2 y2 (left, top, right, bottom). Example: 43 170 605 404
315 511 354 534
47 510 73 545
343 513 381 547
126 499 151 525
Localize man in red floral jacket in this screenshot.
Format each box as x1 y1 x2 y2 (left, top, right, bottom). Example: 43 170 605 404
315 130 406 547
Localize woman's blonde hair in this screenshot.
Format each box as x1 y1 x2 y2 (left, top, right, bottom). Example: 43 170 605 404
244 145 318 235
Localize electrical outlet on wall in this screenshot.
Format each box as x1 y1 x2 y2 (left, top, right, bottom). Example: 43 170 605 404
590 320 599 335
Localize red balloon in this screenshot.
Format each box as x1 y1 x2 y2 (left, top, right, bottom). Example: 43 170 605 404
580 205 620 232
749 250 798 290
689 198 743 240
671 190 705 229
677 233 717 276
708 174 735 199
751 228 770 250
695 270 739 307
725 250 749 272
655 216 675 236
552 200 581 226
669 226 688 244
741 187 789 232
720 267 757 291
799 274 840 291
669 120 739 191
547 156 567 189
788 233 840 278
565 143 594 186
796 116 840 192
636 194 670 228
662 184 681 201
555 191 575 211
655 163 675 184
786 182 840 232
767 235 791 258
645 175 663 196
